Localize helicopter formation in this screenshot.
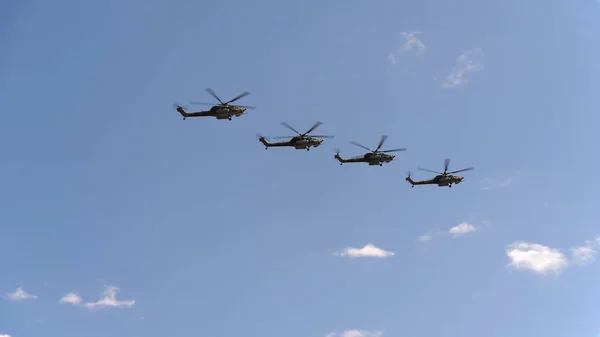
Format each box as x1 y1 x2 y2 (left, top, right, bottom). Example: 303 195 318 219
174 88 474 188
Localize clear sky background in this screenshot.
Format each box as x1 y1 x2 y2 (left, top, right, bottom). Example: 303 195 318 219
1 0 600 336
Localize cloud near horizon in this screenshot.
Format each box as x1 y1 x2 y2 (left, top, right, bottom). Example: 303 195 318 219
59 286 135 310
6 287 37 301
506 242 568 275
334 244 395 258
448 222 477 236
59 292 83 305
326 330 383 337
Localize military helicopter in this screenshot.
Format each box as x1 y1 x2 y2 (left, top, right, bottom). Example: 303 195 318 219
406 158 474 187
258 121 334 151
175 88 256 121
334 135 406 166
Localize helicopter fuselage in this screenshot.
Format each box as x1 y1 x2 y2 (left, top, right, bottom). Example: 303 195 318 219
209 106 246 119
334 152 395 166
259 136 323 150
406 174 464 187
364 152 395 165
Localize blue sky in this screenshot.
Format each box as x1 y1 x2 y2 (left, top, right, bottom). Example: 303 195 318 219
1 0 600 336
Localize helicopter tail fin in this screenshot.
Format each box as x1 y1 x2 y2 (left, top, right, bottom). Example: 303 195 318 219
176 106 189 118
258 136 270 147
334 152 346 163
405 172 416 186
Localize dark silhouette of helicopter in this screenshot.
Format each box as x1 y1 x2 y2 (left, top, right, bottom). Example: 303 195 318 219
406 158 473 187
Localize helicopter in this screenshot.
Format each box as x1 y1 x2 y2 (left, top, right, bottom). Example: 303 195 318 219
258 121 334 151
175 88 256 121
334 135 406 166
406 158 474 188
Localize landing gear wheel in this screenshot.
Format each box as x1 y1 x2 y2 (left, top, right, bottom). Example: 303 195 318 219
306 147 310 151
449 185 452 188
228 117 232 121
183 117 186 120
379 163 383 166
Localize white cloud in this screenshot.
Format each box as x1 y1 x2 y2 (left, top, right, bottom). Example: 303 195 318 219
480 177 512 190
571 238 600 265
1 334 12 337
506 242 568 275
6 287 37 301
387 53 397 64
417 235 431 242
571 245 596 264
327 330 383 337
448 222 477 236
84 286 135 310
59 292 83 306
442 48 484 88
399 31 425 54
334 243 395 258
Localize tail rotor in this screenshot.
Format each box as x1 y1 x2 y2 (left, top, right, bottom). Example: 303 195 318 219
256 133 270 141
173 102 189 120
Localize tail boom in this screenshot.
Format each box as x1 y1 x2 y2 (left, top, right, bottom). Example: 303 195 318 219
405 176 430 186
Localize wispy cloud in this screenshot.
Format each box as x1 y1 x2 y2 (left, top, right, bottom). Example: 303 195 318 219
480 177 512 190
399 31 425 54
417 235 432 242
59 292 83 306
6 287 37 301
506 242 568 276
327 330 383 337
388 31 424 64
1 334 12 337
448 222 477 237
442 48 484 88
571 245 596 264
60 286 135 310
387 53 397 64
334 243 394 258
571 238 600 265
84 286 135 310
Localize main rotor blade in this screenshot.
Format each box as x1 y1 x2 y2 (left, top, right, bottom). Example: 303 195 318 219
205 88 224 104
189 102 215 105
226 91 250 104
382 148 406 153
310 135 334 138
449 167 474 174
281 122 302 135
375 135 388 152
303 121 323 135
350 141 372 152
444 158 450 173
418 167 442 174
